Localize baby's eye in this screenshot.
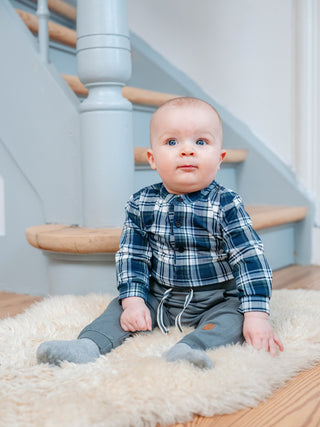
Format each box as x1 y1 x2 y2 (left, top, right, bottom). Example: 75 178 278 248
168 139 177 146
196 139 207 145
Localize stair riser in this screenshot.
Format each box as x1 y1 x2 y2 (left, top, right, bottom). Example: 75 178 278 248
260 225 296 271
46 252 118 296
49 41 77 75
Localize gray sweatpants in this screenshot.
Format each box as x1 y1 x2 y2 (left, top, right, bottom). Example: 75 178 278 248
78 280 244 354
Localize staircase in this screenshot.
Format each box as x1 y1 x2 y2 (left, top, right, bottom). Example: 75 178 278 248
0 0 312 296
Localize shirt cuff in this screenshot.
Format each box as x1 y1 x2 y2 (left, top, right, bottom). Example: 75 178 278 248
238 295 270 315
118 282 149 303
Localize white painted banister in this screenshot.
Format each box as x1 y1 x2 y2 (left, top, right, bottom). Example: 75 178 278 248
76 0 134 227
36 0 50 63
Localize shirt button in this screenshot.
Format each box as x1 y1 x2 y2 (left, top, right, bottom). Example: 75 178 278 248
177 246 184 253
175 221 182 228
176 196 183 202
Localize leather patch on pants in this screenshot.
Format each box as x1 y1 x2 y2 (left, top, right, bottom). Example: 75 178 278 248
202 323 216 331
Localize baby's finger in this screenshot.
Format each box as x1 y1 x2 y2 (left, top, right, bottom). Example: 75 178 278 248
121 316 136 332
244 334 253 347
145 312 152 331
120 319 130 331
274 334 284 351
259 338 269 353
252 334 265 350
268 338 276 357
134 319 146 331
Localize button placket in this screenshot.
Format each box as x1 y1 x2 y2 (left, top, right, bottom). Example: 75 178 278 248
173 200 185 257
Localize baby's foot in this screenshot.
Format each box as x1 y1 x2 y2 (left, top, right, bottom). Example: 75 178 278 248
37 338 100 366
165 343 214 369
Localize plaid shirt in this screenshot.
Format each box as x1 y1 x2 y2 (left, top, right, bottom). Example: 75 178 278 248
116 180 272 313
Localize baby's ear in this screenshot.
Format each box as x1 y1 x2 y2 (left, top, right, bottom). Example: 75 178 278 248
217 150 227 171
147 149 157 170
220 150 227 162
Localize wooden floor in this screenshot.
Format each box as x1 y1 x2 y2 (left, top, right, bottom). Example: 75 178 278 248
1 265 320 426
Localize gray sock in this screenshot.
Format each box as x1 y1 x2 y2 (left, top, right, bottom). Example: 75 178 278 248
36 338 100 366
165 343 214 369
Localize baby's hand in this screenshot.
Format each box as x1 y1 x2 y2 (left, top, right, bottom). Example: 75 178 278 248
120 297 152 332
243 311 284 357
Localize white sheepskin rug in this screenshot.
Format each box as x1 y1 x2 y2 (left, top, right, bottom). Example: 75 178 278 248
1 289 320 427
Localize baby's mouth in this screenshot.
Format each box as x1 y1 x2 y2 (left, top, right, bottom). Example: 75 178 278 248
178 164 197 170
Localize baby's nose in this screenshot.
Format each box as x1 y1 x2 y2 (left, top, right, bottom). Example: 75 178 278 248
180 144 194 156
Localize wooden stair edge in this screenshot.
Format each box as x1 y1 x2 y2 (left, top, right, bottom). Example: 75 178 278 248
25 225 122 254
25 206 308 254
246 205 308 231
62 74 179 107
47 0 77 21
16 9 77 48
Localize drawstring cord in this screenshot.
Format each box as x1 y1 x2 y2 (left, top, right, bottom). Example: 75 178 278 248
175 288 193 332
156 288 194 334
156 288 172 334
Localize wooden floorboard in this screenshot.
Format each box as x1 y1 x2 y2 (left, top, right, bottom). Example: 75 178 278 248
0 291 42 319
1 265 320 426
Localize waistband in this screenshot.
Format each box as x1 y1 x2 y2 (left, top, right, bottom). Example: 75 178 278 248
150 278 236 293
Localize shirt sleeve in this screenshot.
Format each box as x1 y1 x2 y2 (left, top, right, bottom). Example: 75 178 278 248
116 194 152 303
220 194 272 314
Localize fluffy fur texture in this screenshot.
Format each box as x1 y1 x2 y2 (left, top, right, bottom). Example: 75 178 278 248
0 289 320 427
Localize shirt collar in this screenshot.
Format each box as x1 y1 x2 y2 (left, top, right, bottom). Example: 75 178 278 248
159 180 218 203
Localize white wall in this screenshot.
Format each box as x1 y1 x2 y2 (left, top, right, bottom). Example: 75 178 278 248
128 0 295 167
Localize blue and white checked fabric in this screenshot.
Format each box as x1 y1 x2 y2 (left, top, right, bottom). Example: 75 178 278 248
116 180 272 314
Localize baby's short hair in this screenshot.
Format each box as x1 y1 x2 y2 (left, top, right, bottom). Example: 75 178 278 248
153 97 222 125
150 96 223 144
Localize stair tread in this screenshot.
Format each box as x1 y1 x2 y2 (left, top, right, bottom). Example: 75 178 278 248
15 7 183 106
62 74 180 107
47 0 77 21
25 225 122 254
245 205 307 231
16 9 76 48
25 206 308 254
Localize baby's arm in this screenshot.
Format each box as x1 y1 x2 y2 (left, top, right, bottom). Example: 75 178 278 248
120 297 152 332
243 311 284 356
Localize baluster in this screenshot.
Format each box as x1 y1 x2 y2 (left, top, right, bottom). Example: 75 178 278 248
36 0 50 63
77 0 134 227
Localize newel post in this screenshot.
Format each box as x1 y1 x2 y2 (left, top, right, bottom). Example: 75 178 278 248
77 0 134 227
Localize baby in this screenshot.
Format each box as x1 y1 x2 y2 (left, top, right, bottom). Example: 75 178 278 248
37 97 283 369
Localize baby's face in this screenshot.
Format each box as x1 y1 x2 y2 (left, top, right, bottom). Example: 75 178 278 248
147 104 225 194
